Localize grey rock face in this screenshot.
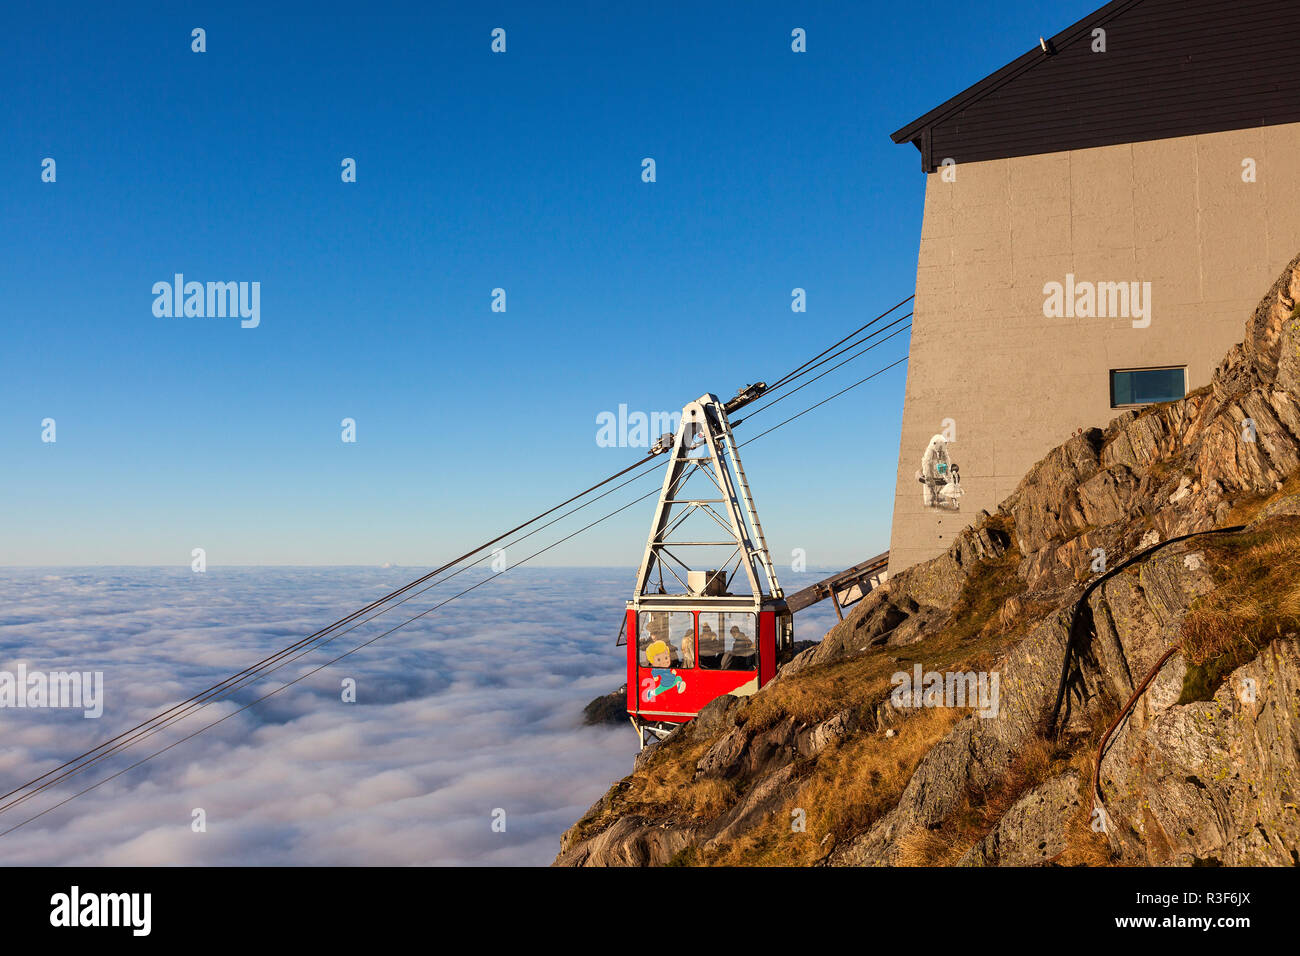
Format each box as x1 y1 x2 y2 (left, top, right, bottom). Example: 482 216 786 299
1098 640 1300 866
957 771 1083 866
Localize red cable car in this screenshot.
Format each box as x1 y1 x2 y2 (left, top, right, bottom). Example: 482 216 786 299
624 387 793 748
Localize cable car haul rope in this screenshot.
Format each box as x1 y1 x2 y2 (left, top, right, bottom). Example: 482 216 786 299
0 296 914 831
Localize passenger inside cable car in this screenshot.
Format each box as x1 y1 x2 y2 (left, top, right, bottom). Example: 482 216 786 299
678 620 695 668
723 624 757 670
698 620 722 667
697 612 757 671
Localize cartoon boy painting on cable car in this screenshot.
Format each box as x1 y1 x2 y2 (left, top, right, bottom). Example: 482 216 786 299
641 639 687 701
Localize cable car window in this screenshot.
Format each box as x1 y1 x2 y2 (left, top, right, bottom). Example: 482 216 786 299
638 611 695 669
698 612 757 670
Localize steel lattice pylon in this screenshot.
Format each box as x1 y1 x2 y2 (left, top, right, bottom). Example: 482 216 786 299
632 393 782 604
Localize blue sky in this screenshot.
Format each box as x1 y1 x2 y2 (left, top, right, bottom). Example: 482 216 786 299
1 0 1100 567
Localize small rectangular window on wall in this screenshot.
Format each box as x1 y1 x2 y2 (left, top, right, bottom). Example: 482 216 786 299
1110 367 1186 408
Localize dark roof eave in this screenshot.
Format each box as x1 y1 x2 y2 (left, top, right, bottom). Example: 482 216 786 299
889 0 1146 152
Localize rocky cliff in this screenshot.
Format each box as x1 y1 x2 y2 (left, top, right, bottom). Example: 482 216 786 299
557 254 1300 867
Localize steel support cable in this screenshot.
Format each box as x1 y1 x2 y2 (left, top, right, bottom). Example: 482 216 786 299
767 294 914 391
0 455 679 817
753 313 913 406
2 456 722 830
736 321 911 423
0 435 710 817
0 482 667 839
738 354 911 447
15 297 912 810
0 348 914 836
2 337 903 820
0 452 664 809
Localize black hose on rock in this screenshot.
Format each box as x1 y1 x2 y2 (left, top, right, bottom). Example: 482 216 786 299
1045 524 1246 737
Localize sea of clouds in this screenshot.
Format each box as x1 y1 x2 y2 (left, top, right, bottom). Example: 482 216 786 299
0 566 840 865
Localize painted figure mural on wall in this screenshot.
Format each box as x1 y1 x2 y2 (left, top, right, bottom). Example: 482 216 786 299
918 434 963 509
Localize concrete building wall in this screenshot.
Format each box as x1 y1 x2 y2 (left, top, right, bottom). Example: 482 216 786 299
888 122 1300 575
